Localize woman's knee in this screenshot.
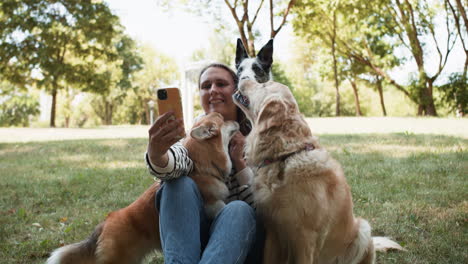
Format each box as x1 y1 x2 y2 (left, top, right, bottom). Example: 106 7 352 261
165 176 199 194
155 176 202 210
223 201 256 221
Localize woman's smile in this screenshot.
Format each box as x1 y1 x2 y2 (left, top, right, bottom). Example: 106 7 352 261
210 98 225 104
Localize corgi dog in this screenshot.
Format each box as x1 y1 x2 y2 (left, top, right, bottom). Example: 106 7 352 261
235 38 274 83
47 112 239 264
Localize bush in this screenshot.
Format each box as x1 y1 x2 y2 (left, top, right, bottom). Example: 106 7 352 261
0 84 40 127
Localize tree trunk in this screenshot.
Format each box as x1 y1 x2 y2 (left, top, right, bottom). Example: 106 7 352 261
109 104 113 125
416 91 437 116
332 12 340 116
424 81 437 116
418 80 437 116
349 79 362 116
376 78 387 116
104 101 113 125
50 88 57 127
417 104 424 115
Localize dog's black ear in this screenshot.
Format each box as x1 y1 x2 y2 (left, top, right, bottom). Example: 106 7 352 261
235 38 249 69
257 39 274 68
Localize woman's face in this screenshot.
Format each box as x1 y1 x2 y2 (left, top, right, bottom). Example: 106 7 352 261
199 67 238 121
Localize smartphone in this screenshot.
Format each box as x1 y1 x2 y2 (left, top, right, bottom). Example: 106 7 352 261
157 87 185 137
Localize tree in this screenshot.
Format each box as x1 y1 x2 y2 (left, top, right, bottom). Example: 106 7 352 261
438 72 467 116
361 74 388 116
285 38 336 117
344 58 365 116
292 0 358 116
223 0 296 56
385 0 458 116
0 0 122 126
446 0 467 79
445 0 467 116
293 0 459 116
115 45 179 125
189 29 237 65
0 81 39 127
90 35 143 125
159 0 296 56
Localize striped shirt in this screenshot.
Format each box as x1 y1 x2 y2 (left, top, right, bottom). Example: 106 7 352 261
145 142 255 207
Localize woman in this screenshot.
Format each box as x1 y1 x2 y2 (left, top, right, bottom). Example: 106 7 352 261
145 63 263 264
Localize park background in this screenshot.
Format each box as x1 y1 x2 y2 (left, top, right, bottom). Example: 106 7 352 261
0 0 467 263
1 0 467 127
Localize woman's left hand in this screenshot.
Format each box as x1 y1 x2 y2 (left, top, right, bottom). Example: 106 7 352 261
229 131 247 171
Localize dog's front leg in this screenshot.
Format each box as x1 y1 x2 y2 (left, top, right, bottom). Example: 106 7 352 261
262 230 285 264
292 231 321 264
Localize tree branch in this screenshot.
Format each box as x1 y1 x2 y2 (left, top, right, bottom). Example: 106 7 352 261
269 0 274 35
242 0 256 56
242 0 249 23
251 0 265 26
224 0 249 54
447 0 467 53
336 38 411 99
270 0 296 38
430 4 458 81
386 2 412 51
455 0 468 34
403 0 425 70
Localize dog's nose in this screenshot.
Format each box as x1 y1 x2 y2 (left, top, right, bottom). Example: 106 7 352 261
241 76 250 80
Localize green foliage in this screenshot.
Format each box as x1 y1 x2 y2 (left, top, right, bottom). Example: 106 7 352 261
0 82 39 127
291 0 459 116
89 35 143 125
55 90 101 128
272 63 293 89
189 30 237 66
437 73 468 116
113 45 179 125
272 62 332 117
0 0 124 126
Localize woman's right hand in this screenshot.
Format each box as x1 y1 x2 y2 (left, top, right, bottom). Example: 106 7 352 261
147 111 185 167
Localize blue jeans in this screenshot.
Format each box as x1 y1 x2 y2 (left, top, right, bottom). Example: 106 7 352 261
156 176 264 264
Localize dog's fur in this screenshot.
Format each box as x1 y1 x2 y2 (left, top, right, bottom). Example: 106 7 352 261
234 80 393 264
235 38 273 83
47 112 239 264
184 112 240 218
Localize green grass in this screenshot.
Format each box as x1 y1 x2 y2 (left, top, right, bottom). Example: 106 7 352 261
0 133 466 263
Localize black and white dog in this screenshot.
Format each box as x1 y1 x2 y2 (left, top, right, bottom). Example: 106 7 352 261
235 38 274 83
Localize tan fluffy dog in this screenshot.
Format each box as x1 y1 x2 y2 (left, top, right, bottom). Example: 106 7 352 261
233 80 400 264
47 112 239 264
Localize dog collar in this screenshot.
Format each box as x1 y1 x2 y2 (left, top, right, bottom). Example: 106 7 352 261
257 143 315 169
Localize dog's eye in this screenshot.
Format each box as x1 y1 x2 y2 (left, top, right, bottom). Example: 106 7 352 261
252 64 265 77
238 67 243 73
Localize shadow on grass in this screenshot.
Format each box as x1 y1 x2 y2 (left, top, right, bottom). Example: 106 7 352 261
0 134 466 263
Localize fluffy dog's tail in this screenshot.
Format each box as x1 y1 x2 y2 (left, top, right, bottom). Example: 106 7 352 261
339 218 375 264
338 219 405 264
46 223 103 264
372 236 406 252
46 182 161 264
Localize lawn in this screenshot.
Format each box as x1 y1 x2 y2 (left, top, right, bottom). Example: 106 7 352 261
0 118 466 264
